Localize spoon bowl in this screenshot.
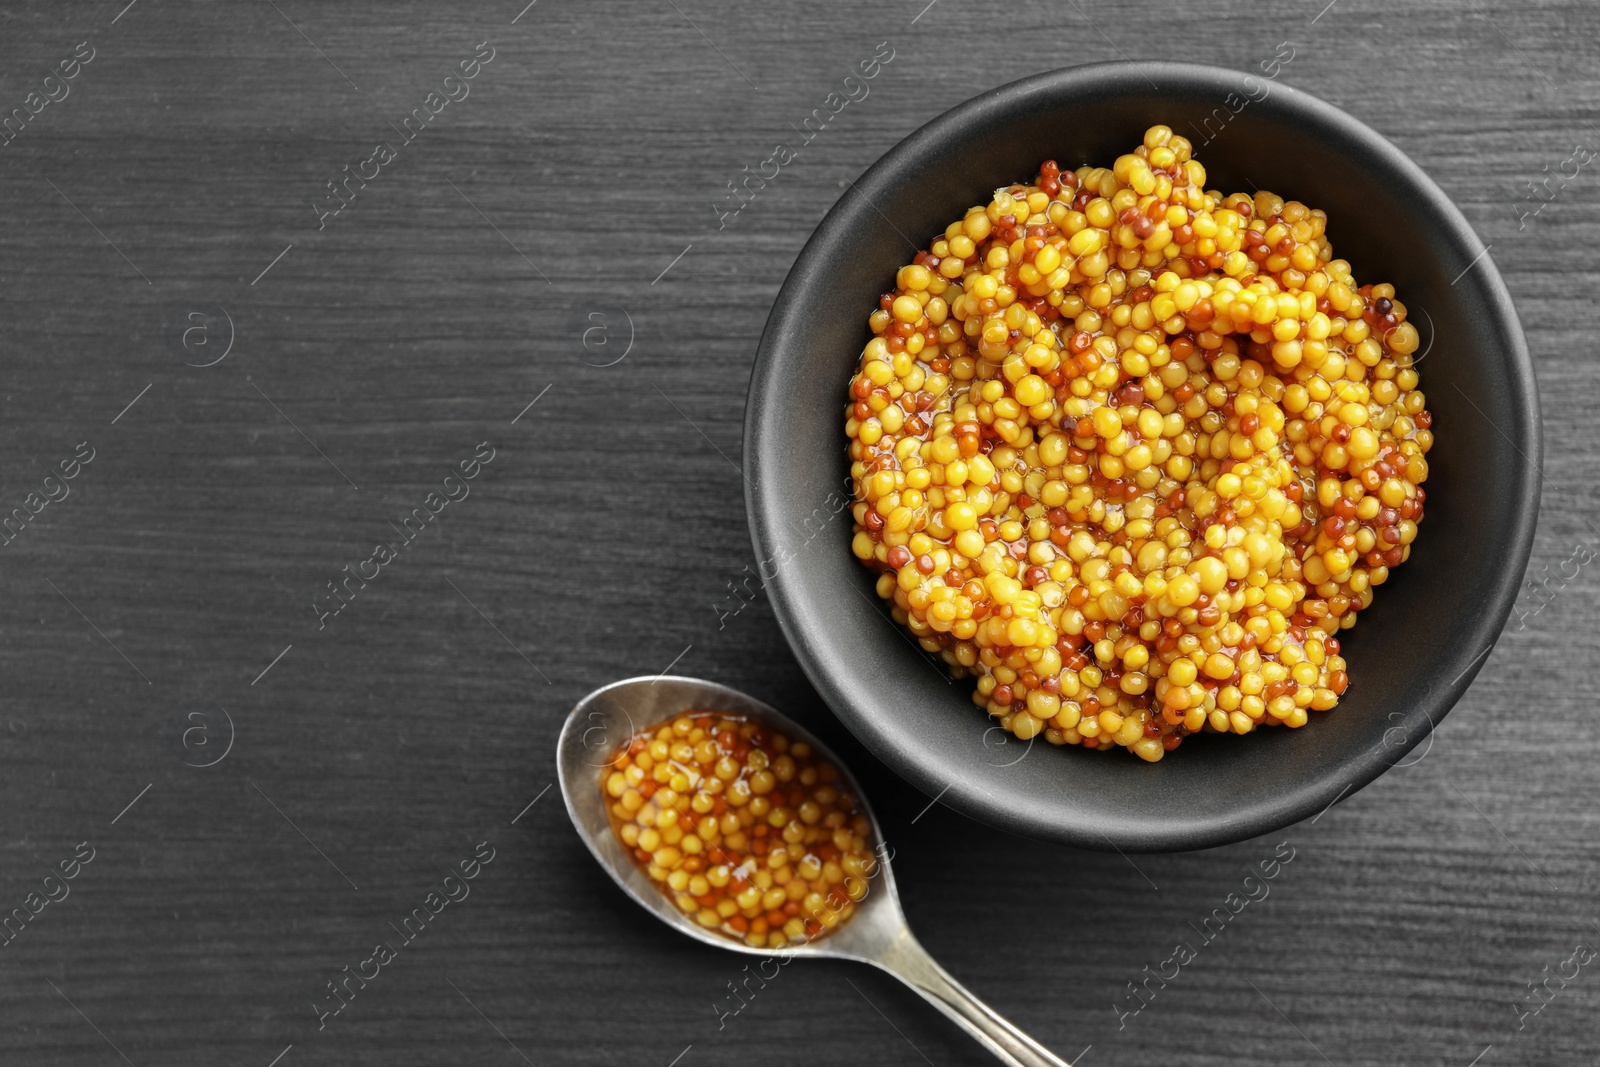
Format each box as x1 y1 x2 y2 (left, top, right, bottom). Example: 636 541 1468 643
557 675 1074 1067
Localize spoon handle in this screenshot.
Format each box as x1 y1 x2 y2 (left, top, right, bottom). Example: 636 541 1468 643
872 931 1073 1067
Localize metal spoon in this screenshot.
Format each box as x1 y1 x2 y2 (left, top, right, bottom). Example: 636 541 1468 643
557 674 1074 1067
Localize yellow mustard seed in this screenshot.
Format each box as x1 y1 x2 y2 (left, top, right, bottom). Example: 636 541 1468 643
845 128 1431 760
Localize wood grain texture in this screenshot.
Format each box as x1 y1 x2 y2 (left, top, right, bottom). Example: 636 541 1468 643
1 0 1596 1064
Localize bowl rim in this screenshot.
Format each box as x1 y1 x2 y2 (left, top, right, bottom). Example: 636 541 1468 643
743 60 1542 852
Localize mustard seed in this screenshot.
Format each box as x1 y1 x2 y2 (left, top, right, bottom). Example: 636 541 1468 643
844 125 1432 761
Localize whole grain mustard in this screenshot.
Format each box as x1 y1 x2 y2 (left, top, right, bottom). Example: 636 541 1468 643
604 712 880 948
846 125 1432 762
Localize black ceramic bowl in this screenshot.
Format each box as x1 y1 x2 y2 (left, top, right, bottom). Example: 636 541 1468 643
744 62 1539 852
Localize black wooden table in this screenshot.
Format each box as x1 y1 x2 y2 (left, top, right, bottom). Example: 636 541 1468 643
2 1 1596 1064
